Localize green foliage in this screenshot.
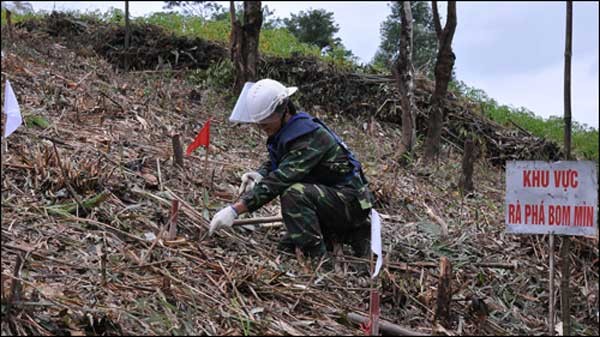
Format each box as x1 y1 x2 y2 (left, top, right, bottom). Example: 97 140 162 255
322 44 360 70
373 1 438 75
1 7 40 25
188 58 234 90
283 8 340 50
451 80 599 160
25 115 50 128
260 27 321 58
5 7 355 67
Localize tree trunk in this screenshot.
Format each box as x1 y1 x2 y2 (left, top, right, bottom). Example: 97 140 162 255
560 2 573 335
230 1 244 94
424 1 457 162
124 1 130 72
231 1 262 96
243 1 262 84
6 9 13 39
563 2 572 161
394 1 416 157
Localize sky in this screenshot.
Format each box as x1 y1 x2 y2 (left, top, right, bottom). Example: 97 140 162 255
24 1 599 129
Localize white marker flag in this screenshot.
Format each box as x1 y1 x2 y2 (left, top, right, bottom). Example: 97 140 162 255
370 208 383 278
3 80 22 138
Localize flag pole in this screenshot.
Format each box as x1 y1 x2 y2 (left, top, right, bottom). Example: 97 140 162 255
367 208 382 336
203 119 211 193
369 250 380 336
204 142 210 190
369 251 374 335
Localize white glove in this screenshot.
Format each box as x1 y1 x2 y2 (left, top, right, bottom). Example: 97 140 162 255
238 171 263 195
209 206 238 236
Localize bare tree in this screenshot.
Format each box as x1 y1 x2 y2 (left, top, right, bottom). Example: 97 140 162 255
230 1 263 95
560 2 573 335
394 1 416 157
424 1 456 161
124 1 130 72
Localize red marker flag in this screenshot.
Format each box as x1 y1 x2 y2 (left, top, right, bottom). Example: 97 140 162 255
186 120 210 156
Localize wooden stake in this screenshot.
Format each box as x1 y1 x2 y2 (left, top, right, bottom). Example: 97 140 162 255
156 158 163 191
172 133 184 169
7 253 23 313
460 138 475 195
101 232 108 285
549 234 555 336
204 144 210 189
369 251 380 335
560 236 571 335
165 199 180 241
435 256 452 327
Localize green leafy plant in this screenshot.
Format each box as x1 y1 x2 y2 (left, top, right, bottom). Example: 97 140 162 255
187 58 234 90
450 80 599 160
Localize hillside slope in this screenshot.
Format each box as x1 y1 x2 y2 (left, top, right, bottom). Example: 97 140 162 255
1 19 598 335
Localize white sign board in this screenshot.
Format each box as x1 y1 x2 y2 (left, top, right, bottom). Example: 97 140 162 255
505 161 598 236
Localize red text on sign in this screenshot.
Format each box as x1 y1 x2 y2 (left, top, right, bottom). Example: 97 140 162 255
524 203 545 224
574 205 594 227
548 205 570 226
523 170 549 187
553 170 578 188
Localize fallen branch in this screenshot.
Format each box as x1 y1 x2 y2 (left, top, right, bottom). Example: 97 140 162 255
346 312 428 336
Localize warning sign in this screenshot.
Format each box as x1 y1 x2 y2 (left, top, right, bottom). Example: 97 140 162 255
505 161 598 236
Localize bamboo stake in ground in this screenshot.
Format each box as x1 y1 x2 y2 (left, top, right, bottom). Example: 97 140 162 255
204 141 210 190
549 233 555 336
172 133 184 169
101 232 108 285
460 137 475 195
166 199 180 241
156 158 163 191
434 256 452 327
369 251 380 335
6 253 24 313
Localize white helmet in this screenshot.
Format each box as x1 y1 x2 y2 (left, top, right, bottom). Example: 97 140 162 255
230 79 298 123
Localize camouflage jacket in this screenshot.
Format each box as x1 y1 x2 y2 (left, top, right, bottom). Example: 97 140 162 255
241 124 374 212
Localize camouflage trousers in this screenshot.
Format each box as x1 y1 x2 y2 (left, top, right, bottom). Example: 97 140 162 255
280 182 371 256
